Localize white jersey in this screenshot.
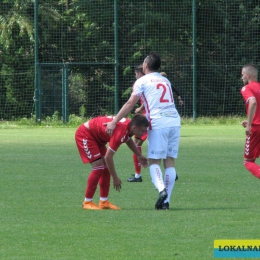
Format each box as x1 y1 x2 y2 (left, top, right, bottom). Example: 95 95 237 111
132 72 181 129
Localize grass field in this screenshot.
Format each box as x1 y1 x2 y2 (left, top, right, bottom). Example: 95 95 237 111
1 124 260 260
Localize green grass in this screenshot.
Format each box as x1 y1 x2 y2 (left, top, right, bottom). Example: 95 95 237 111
0 115 246 129
1 124 259 260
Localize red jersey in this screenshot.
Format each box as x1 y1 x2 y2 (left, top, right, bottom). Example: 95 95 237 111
241 81 260 126
88 116 131 152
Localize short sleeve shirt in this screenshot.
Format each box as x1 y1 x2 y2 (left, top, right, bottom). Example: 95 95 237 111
241 81 260 126
132 72 180 129
89 116 131 151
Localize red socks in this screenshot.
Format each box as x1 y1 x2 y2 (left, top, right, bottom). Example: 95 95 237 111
133 146 142 174
244 161 260 179
85 165 110 198
99 166 111 198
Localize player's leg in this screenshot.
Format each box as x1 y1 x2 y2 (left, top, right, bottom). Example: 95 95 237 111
75 125 103 210
161 126 180 210
162 158 176 210
244 159 260 178
243 129 260 178
98 148 120 210
148 128 168 209
83 158 105 209
99 165 121 210
127 136 144 182
149 158 164 191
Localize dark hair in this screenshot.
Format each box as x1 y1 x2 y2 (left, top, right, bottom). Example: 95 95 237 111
145 52 161 71
130 114 149 128
135 64 144 75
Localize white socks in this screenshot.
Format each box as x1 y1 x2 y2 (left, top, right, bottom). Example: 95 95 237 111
163 167 176 203
149 164 165 192
149 164 177 203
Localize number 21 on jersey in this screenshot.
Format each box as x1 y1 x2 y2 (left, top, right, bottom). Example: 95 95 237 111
156 83 173 103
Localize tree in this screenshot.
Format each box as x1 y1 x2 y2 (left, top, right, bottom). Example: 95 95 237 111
0 0 61 119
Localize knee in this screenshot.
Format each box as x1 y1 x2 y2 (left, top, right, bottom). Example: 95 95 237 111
244 159 255 170
244 159 255 164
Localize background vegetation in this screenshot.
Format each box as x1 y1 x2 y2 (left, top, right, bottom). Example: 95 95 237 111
1 0 259 120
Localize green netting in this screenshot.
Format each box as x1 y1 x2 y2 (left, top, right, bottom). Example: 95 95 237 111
0 0 260 121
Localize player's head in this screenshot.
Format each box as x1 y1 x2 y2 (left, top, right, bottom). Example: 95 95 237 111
134 64 144 79
129 114 149 138
241 64 258 85
143 52 161 73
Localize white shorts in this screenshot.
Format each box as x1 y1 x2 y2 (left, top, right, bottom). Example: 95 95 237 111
147 126 180 159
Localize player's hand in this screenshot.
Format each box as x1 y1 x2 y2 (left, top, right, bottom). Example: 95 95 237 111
242 121 247 128
137 155 148 168
135 107 142 114
113 176 122 192
245 124 252 135
179 100 184 106
104 121 116 136
242 121 251 135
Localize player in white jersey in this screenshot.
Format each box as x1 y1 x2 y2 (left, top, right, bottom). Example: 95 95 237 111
106 52 181 210
132 70 180 130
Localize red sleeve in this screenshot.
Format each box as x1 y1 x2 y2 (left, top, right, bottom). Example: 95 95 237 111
108 124 129 152
241 85 253 103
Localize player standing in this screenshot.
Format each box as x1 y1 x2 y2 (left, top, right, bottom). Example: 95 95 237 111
128 69 183 183
240 64 260 178
127 64 146 182
106 52 181 210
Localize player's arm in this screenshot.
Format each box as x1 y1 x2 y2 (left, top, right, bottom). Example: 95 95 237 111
171 85 180 96
245 97 257 135
177 97 183 106
104 148 122 191
105 94 140 136
125 138 148 168
135 103 144 114
172 86 183 105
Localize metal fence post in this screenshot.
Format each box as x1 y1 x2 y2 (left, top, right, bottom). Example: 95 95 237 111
114 0 119 114
62 64 69 123
192 0 197 120
34 0 41 122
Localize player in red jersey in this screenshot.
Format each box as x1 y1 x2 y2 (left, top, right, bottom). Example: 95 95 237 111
240 64 260 179
75 114 149 210
127 65 147 182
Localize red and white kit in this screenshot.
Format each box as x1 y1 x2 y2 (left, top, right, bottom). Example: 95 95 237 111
132 72 181 159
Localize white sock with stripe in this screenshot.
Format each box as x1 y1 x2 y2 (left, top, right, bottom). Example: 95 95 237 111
149 164 165 192
163 167 176 203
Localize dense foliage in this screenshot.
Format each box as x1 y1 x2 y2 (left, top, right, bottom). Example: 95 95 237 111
0 0 259 120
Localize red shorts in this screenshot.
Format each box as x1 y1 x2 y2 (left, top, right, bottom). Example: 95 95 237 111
75 124 107 164
134 131 148 141
244 126 260 159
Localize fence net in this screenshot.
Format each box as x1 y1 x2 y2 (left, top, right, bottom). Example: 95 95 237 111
0 0 260 121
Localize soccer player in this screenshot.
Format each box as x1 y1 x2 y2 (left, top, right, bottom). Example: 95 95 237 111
128 69 183 183
240 64 260 178
127 64 146 182
105 52 181 210
75 114 149 210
